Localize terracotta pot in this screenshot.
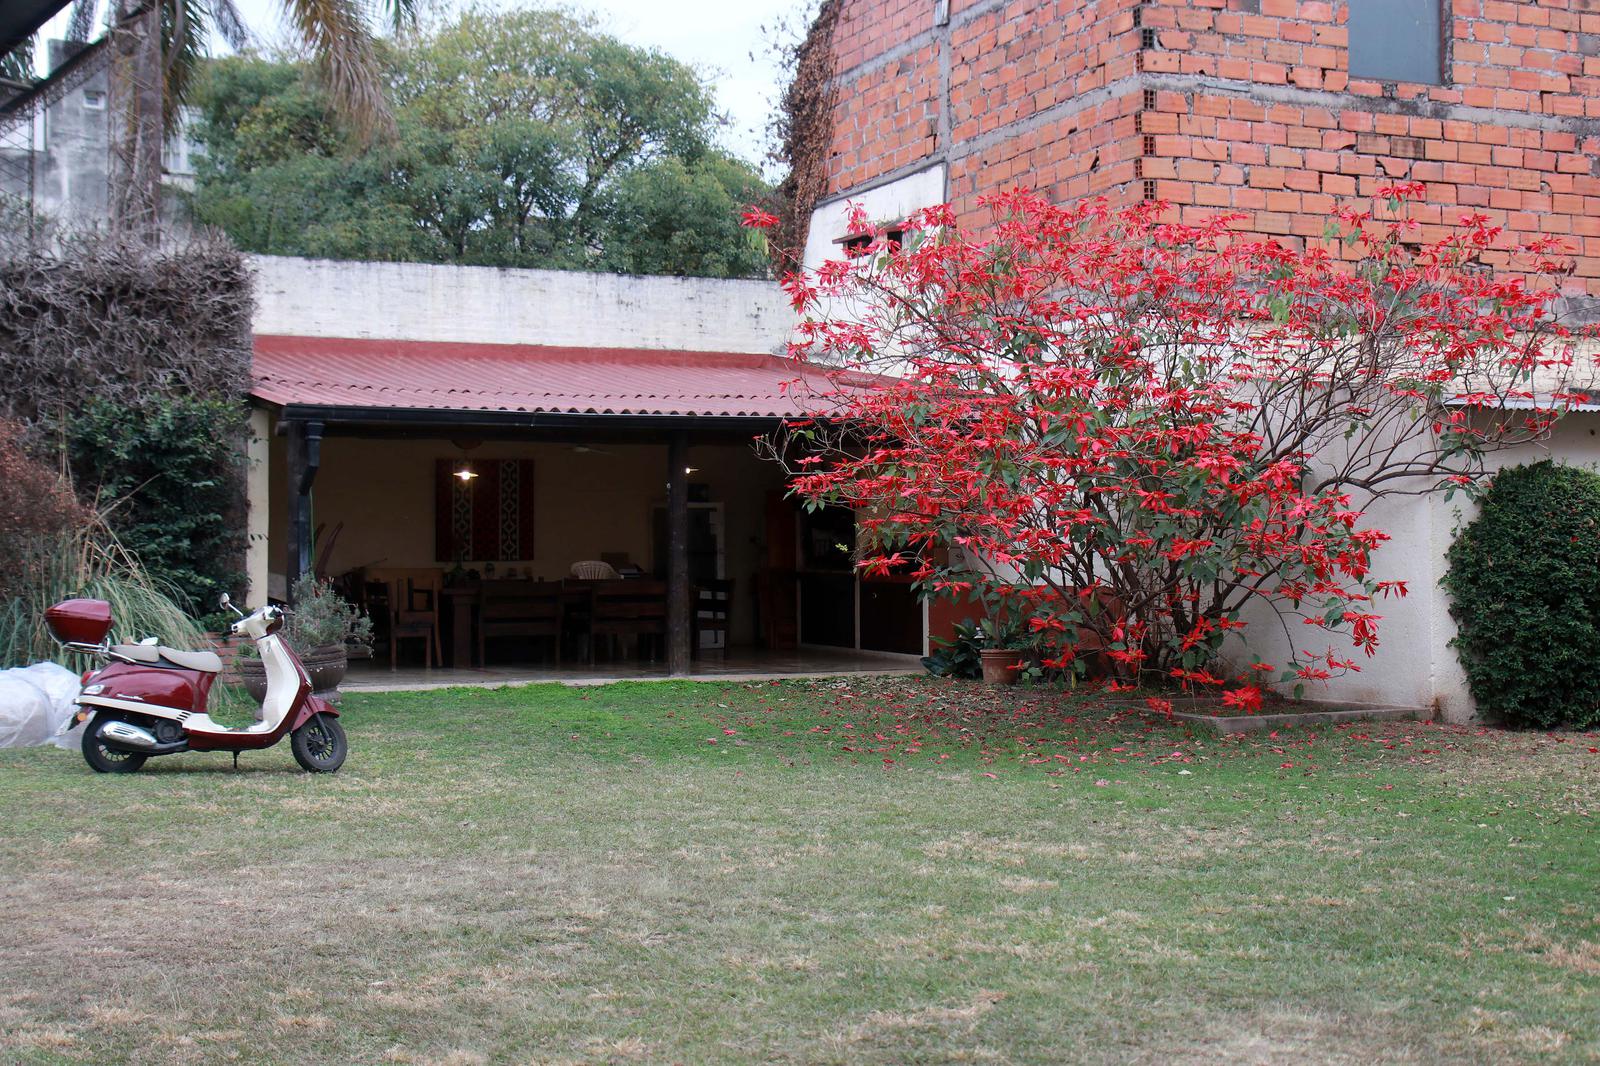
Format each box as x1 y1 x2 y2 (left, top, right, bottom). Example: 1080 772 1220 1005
979 648 1024 686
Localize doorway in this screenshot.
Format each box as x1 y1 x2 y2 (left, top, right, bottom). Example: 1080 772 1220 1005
794 503 923 655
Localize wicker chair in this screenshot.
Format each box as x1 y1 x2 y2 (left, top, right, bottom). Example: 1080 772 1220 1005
569 559 620 580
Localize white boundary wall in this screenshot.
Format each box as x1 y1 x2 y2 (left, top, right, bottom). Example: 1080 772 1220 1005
249 256 793 353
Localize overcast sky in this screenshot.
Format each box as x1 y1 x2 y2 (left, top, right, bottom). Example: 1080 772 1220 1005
36 0 809 168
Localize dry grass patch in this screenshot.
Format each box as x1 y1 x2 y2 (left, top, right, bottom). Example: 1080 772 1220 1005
0 679 1596 1064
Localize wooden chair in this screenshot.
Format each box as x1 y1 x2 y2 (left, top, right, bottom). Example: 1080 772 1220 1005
692 579 733 658
588 579 668 663
561 579 595 664
387 575 442 669
478 580 564 666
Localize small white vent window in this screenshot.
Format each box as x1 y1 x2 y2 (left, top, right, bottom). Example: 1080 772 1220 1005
82 90 106 110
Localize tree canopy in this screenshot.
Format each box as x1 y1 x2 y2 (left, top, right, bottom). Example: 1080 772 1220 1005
190 7 771 279
758 187 1588 703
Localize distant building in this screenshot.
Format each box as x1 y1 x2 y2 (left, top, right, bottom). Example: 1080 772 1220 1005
0 38 199 231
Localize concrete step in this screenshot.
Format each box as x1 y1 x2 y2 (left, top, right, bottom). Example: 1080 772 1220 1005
1169 704 1430 735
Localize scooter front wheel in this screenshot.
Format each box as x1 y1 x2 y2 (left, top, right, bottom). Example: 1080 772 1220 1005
82 716 148 774
290 713 347 773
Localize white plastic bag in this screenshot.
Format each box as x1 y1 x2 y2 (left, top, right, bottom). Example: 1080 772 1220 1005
0 662 82 749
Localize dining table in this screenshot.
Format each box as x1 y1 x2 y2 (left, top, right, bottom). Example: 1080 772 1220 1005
440 579 654 668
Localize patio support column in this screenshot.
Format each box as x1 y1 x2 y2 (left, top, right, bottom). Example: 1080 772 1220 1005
667 429 691 675
282 419 323 599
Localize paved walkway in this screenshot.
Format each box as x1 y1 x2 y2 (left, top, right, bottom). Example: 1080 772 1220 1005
343 647 921 693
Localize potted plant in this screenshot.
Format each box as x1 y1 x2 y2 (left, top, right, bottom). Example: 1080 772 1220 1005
237 573 372 708
922 618 984 679
976 615 1030 686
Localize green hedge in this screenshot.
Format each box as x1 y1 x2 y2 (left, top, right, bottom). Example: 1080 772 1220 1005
67 396 248 616
1443 461 1600 729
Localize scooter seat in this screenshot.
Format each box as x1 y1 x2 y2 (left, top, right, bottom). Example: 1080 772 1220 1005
112 644 225 674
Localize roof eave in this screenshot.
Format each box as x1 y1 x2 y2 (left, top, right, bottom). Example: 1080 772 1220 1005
271 402 797 434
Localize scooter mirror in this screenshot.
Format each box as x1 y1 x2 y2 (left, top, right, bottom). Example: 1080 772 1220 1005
219 593 245 618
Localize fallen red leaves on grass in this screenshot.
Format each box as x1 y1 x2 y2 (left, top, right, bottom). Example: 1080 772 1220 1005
687 677 1588 782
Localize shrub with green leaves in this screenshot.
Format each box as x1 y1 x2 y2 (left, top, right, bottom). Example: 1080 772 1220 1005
1443 460 1600 729
922 618 983 679
285 572 373 651
67 396 247 615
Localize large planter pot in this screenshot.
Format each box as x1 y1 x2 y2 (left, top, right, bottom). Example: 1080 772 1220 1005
237 656 269 707
301 645 349 705
979 648 1024 686
236 645 348 719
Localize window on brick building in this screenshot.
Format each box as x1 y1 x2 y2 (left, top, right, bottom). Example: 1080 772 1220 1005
1347 0 1444 85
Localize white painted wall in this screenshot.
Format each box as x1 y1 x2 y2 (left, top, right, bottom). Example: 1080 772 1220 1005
803 164 947 272
245 408 272 606
1237 412 1600 720
249 256 793 354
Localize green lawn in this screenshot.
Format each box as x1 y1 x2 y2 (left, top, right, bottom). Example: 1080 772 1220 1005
1 676 1597 1064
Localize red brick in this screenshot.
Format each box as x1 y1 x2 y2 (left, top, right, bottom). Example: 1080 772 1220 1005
825 0 1600 297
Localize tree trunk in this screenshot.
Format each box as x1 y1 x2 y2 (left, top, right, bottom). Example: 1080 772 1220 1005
110 0 164 239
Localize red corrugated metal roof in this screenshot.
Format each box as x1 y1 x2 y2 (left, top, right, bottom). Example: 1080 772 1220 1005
251 335 846 418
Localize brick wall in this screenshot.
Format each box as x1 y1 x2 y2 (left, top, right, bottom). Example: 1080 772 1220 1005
821 0 1600 303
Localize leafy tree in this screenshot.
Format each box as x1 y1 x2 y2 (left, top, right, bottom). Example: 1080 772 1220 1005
190 9 771 279
601 154 771 278
755 187 1589 707
62 0 416 237
1 39 34 83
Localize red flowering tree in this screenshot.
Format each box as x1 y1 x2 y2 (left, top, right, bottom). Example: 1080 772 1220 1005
752 187 1591 703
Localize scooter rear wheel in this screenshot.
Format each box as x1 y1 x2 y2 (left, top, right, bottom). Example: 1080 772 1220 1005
82 716 148 774
290 713 347 773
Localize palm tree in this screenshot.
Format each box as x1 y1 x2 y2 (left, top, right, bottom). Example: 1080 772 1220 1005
67 0 414 236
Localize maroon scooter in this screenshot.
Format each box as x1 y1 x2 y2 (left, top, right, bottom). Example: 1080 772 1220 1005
49 594 345 773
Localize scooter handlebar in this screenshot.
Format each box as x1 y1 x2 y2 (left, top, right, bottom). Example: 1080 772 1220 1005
229 604 285 639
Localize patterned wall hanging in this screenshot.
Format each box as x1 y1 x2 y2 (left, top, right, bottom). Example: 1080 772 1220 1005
434 459 536 562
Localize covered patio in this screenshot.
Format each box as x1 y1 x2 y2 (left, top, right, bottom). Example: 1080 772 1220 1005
248 330 930 680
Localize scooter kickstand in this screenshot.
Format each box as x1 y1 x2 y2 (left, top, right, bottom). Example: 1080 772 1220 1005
232 751 239 772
